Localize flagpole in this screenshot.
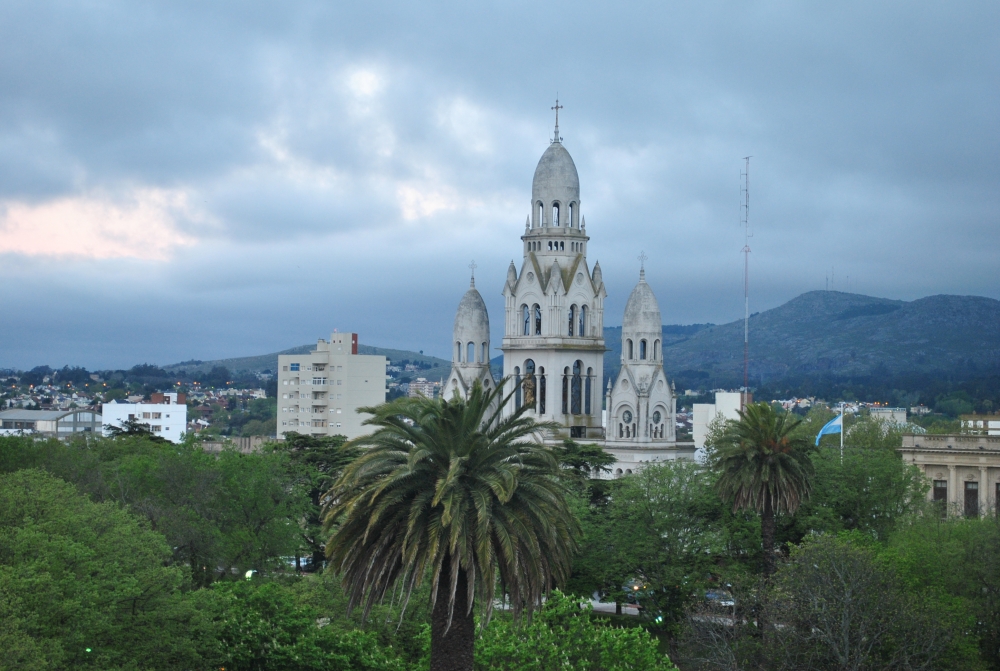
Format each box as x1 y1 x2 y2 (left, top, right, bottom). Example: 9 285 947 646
840 401 844 461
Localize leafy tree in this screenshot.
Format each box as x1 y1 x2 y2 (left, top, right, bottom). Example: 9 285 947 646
709 402 814 577
271 432 359 571
611 462 724 631
0 469 210 670
200 580 407 671
324 381 580 671
475 591 678 670
554 438 616 502
104 417 169 443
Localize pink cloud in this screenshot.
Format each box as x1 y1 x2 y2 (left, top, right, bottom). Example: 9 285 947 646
0 189 200 260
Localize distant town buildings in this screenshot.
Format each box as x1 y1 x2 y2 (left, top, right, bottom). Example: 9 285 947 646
870 407 908 425
0 408 102 437
961 414 1000 436
277 332 386 440
408 377 440 399
102 392 188 443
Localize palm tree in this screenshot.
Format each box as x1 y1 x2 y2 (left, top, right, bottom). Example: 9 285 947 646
711 402 814 577
323 380 580 671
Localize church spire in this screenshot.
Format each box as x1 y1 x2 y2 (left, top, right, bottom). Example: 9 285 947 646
638 251 648 281
469 259 477 287
551 97 563 143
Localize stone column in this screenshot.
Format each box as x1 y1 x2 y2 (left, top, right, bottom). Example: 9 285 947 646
948 465 957 515
981 466 989 517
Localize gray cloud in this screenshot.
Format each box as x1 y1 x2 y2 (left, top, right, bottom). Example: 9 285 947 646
0 0 996 370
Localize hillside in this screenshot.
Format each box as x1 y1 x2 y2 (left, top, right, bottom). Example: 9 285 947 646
165 343 452 382
165 291 1000 396
641 291 1000 390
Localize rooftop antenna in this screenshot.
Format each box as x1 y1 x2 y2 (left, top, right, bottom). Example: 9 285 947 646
551 97 563 143
740 157 752 410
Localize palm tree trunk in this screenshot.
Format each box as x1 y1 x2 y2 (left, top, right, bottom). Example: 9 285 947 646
760 496 775 578
430 556 475 671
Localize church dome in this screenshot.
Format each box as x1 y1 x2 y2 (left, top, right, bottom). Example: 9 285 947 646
531 142 580 212
453 279 490 364
622 270 662 337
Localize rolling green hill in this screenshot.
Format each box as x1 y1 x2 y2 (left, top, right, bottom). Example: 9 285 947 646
166 291 1000 398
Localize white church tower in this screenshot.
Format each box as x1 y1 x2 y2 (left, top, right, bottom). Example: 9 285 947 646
500 107 607 440
604 265 696 472
445 271 496 399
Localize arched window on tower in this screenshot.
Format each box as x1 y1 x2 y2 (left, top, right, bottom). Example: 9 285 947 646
455 341 461 362
654 339 660 360
585 367 593 415
552 203 560 227
561 366 569 414
568 305 576 336
571 360 582 414
579 305 587 336
522 305 530 336
640 340 647 360
568 202 575 228
538 366 546 414
533 304 542 335
524 359 536 411
514 366 521 408
467 342 475 363
481 342 487 363
627 339 634 360
537 201 544 227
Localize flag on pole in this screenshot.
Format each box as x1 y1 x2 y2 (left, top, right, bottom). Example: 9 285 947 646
815 413 843 446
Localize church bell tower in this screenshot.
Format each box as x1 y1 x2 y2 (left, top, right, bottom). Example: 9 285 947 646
501 104 607 440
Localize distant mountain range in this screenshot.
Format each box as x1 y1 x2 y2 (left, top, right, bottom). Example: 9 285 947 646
166 291 1000 393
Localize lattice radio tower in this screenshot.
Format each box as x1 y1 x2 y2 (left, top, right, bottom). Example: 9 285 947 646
740 157 752 409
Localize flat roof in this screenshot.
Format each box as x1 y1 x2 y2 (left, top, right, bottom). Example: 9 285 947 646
0 409 99 421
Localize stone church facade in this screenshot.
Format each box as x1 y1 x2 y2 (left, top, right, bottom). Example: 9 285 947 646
446 118 695 473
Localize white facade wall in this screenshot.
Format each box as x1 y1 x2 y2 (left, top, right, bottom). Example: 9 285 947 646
871 407 908 425
692 392 744 450
277 332 386 440
102 401 187 443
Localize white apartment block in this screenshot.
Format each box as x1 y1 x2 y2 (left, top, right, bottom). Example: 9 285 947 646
692 391 746 452
102 392 187 443
277 332 387 440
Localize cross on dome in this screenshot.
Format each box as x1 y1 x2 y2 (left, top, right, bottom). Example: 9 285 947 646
551 97 563 143
468 260 477 286
638 251 648 279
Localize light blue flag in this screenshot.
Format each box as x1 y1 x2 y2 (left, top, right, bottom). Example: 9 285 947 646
815 413 843 446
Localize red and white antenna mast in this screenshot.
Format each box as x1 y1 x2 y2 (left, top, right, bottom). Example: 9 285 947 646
740 157 752 410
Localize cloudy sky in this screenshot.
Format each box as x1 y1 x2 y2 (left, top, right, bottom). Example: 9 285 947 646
1 1 997 370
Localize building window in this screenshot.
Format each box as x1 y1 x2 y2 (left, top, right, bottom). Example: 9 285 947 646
570 361 583 414
568 305 576 336
522 305 530 335
312 377 327 385
524 360 537 411
514 366 521 408
533 304 542 335
552 203 560 226
290 363 300 371
568 202 575 227
626 339 633 360
965 481 979 518
585 367 593 415
455 341 461 362
537 201 544 226
467 341 475 363
538 366 546 414
561 366 569 414
481 342 487 363
654 339 660 360
152 412 161 419
640 340 647 360
933 480 947 502
579 305 587 336
152 425 162 432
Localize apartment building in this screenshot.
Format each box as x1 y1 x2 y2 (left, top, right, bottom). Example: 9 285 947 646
102 392 188 443
277 332 386 439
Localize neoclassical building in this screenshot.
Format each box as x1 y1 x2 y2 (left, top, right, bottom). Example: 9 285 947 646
445 116 695 472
